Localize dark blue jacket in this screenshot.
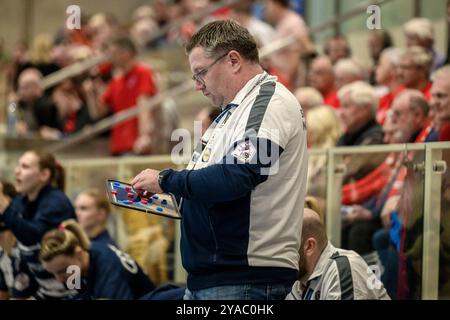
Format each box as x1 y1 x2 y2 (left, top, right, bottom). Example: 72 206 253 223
80 242 155 300
0 185 77 299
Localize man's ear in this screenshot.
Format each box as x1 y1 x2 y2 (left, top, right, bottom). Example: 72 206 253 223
304 238 317 257
228 50 242 72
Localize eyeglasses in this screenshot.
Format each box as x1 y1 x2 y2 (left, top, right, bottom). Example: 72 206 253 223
192 52 229 84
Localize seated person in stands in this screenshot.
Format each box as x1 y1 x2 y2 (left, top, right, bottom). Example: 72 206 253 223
309 56 340 109
39 79 92 139
40 219 155 300
0 180 21 300
390 89 436 143
74 189 115 246
337 81 383 146
337 81 385 183
334 58 365 90
10 68 53 136
286 208 390 300
397 46 432 100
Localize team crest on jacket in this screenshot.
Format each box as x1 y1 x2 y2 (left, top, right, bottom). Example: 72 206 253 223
232 140 256 163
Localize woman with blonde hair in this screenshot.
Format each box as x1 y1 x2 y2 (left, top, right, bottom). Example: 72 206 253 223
40 219 154 300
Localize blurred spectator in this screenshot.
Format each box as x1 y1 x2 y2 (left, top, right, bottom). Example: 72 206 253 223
0 150 77 299
294 87 323 115
37 79 92 139
131 5 160 50
397 46 432 100
74 189 116 246
390 89 436 143
309 56 340 109
430 65 450 141
16 34 59 81
403 18 445 72
375 47 403 124
265 0 315 89
324 34 351 65
306 105 342 149
337 81 383 146
195 106 221 135
368 30 393 85
231 0 276 48
333 58 365 90
286 208 390 300
0 179 18 300
337 81 385 184
368 30 393 67
86 36 158 156
87 13 120 52
306 106 342 200
12 68 56 136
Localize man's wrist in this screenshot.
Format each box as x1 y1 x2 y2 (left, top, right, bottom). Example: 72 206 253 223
158 169 173 191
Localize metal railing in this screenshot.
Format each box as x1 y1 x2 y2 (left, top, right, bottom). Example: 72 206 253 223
61 141 450 299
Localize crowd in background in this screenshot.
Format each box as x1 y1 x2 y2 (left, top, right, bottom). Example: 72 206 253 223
1 0 450 300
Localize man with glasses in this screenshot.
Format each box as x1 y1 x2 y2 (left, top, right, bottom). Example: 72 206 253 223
132 20 308 300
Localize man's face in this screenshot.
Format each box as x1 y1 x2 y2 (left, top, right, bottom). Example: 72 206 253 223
189 47 229 107
18 76 41 103
14 152 47 196
109 45 132 68
309 59 334 94
397 57 423 88
431 76 450 124
339 92 369 133
390 95 415 142
75 193 104 233
327 39 349 64
375 54 393 86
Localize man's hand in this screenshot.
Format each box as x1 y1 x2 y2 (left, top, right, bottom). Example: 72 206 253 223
131 169 162 195
0 182 12 214
343 205 372 224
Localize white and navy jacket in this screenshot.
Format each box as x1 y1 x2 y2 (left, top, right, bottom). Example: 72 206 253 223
286 242 391 300
160 72 308 290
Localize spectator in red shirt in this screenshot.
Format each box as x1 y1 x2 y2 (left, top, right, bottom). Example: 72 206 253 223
375 47 403 124
86 36 158 156
309 56 340 109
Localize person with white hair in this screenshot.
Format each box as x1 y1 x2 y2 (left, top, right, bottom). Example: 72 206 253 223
337 82 386 187
337 81 383 146
294 87 323 114
334 58 365 90
375 47 403 124
397 46 433 100
403 18 445 72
